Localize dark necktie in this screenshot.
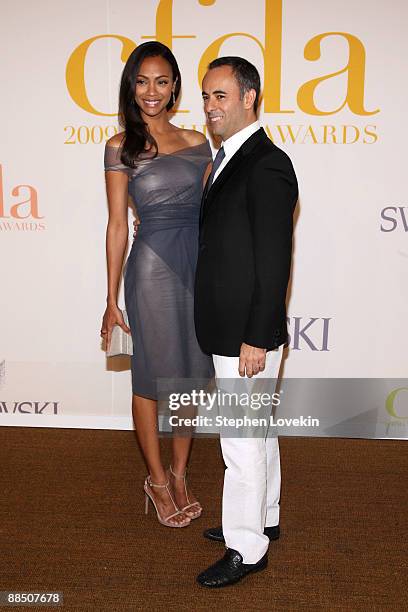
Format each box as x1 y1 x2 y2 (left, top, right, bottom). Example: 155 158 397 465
207 146 225 189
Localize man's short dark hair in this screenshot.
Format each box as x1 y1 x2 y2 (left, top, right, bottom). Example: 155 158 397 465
208 56 261 113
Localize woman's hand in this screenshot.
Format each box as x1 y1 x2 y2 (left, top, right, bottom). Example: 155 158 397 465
100 303 131 352
132 217 141 239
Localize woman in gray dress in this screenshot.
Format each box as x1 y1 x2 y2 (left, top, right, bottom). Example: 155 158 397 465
101 42 214 528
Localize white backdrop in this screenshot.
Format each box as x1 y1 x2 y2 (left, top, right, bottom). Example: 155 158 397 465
0 0 407 436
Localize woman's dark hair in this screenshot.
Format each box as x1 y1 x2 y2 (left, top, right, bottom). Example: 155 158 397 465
208 56 261 113
118 41 181 167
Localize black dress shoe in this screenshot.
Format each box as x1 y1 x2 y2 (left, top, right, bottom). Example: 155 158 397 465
197 548 268 588
203 524 280 543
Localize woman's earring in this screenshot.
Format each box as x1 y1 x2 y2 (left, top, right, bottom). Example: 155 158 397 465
172 91 176 106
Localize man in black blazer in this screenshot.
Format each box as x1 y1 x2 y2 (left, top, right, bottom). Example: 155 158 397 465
195 57 298 588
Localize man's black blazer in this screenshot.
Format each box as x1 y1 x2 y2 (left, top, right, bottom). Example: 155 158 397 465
194 127 298 357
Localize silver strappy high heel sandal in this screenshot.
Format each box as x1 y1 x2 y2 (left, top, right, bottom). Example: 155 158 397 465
144 476 191 528
169 465 203 520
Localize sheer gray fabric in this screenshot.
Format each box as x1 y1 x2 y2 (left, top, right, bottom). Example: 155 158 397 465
104 141 214 399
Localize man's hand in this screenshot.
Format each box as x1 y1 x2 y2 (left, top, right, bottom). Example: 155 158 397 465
132 216 141 239
239 343 267 377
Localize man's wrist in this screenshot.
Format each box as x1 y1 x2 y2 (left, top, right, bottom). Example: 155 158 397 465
241 342 267 351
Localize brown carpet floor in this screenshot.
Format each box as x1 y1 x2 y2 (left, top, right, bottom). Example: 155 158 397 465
0 428 407 611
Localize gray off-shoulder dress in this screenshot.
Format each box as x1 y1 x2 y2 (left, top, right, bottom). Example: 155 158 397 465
104 140 214 399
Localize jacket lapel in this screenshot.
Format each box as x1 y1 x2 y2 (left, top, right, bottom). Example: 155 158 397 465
200 128 267 223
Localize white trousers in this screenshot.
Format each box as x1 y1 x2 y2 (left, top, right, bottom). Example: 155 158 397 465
212 345 283 564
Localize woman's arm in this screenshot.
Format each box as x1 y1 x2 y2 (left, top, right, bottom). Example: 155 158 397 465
101 143 131 349
105 168 129 306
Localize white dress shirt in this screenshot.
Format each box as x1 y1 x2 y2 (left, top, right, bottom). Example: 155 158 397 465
212 120 261 183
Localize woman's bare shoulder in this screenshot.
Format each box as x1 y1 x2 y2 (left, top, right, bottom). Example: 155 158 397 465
180 129 207 147
106 132 126 148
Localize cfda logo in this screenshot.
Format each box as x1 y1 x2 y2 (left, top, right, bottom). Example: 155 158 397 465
0 164 44 232
65 0 379 146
